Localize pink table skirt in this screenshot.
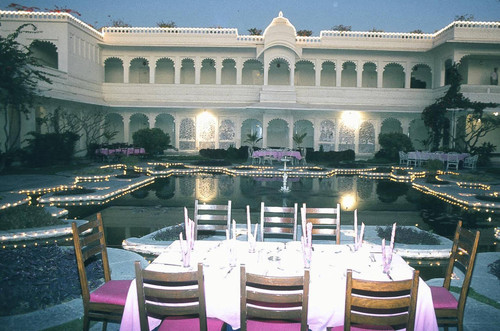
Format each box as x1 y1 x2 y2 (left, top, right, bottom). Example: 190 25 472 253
253 150 302 160
96 148 146 156
119 241 438 331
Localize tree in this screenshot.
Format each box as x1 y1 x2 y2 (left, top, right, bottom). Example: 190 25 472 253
38 107 118 155
297 30 313 36
421 62 498 152
247 28 262 35
111 19 131 27
409 29 424 34
157 20 176 28
244 132 262 148
0 24 52 163
132 128 170 155
376 132 413 161
293 132 307 148
455 14 474 21
332 24 351 31
369 28 384 32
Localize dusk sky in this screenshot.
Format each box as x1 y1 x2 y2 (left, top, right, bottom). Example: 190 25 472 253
2 0 500 34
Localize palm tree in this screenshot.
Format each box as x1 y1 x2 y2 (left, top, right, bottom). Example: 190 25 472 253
293 132 307 149
244 132 262 148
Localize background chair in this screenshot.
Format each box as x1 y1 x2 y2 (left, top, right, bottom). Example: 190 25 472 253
135 261 224 331
194 200 231 240
332 269 420 331
301 203 341 244
72 213 132 331
463 154 478 170
300 147 307 165
240 264 310 331
429 221 480 331
399 151 408 165
260 202 298 241
248 147 261 165
446 153 460 171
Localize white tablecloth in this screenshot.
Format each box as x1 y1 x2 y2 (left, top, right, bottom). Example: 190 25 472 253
120 240 438 331
253 150 302 160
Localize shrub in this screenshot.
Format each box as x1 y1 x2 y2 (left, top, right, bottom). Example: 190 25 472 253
22 132 79 167
376 132 413 162
376 225 440 245
307 149 355 165
0 205 64 231
475 142 496 166
488 259 500 280
132 128 170 155
425 159 444 173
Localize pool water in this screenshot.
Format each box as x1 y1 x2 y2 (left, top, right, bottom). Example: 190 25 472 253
65 174 499 255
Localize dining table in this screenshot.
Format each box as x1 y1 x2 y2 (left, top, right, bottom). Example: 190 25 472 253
252 149 302 160
119 240 438 331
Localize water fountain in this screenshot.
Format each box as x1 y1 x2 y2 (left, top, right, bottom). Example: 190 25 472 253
279 157 291 193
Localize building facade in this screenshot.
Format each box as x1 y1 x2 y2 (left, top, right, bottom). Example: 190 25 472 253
1 10 499 156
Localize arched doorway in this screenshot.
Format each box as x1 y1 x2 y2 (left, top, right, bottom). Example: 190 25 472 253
267 119 289 148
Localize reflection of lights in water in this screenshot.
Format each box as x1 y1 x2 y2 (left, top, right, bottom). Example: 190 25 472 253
341 111 361 130
341 194 356 210
196 176 216 203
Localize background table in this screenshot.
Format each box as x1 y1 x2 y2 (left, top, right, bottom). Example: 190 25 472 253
120 240 438 331
253 150 302 160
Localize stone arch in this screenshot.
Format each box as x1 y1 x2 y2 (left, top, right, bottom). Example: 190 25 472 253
319 119 335 151
294 60 315 86
219 119 236 149
362 62 377 88
293 119 314 148
104 57 124 83
267 118 289 148
200 58 216 84
129 113 149 141
380 118 403 134
338 122 355 151
129 57 150 84
155 58 175 84
221 58 236 85
242 59 263 85
383 63 405 88
179 118 195 150
359 121 375 153
181 58 195 84
29 40 58 69
320 61 336 87
268 58 290 85
104 113 124 143
341 61 357 87
241 119 263 148
411 64 432 89
155 113 175 146
409 118 428 150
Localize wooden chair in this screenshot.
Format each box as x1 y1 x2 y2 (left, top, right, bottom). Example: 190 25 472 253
429 221 480 331
194 200 232 240
134 261 225 331
332 269 420 331
240 264 310 331
301 203 341 244
260 202 298 241
72 213 132 331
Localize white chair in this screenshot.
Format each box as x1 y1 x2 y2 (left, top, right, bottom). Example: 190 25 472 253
248 148 261 165
446 153 460 171
407 152 418 167
463 154 478 170
399 151 408 165
300 148 307 165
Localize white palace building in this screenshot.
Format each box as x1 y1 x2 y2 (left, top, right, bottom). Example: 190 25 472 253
1 10 499 156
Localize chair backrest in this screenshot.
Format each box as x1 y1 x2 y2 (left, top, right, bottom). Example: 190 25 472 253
301 203 341 244
260 202 298 241
344 269 420 331
443 221 480 319
72 213 112 305
240 264 310 331
135 261 208 331
194 200 231 240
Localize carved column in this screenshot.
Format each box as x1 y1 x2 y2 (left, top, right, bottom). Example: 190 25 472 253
377 63 383 88
356 61 362 87
264 63 269 86
215 61 222 85
405 63 411 88
236 60 243 85
336 60 342 87
194 57 201 85
123 57 130 83
315 60 321 87
149 57 155 84
174 57 181 84
122 113 131 143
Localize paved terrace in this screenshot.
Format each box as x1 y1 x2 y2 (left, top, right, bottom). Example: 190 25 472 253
0 167 499 330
